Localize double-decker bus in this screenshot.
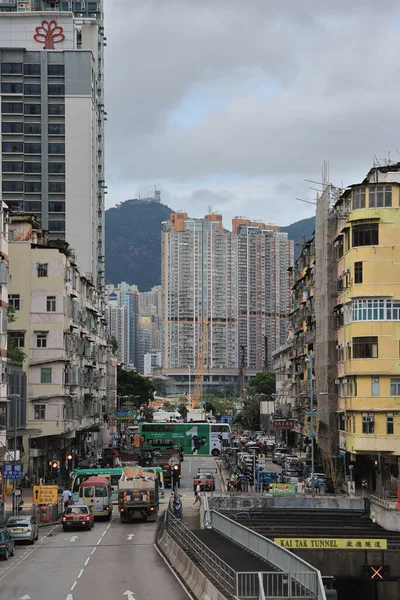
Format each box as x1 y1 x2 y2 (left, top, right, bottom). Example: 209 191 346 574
139 422 231 456
71 468 123 503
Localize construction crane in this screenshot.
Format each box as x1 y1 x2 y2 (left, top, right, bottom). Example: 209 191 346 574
191 319 208 409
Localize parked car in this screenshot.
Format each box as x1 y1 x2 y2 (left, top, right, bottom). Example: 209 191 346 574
62 504 94 531
0 527 15 560
276 451 293 466
282 455 300 470
6 515 38 545
272 447 291 464
302 460 323 478
193 472 216 492
305 473 334 494
281 470 301 484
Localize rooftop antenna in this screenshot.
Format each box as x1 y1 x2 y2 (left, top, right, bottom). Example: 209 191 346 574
296 197 317 206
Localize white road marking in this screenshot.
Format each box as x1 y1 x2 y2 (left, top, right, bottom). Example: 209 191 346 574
96 539 101 545
90 547 96 555
70 581 77 591
84 557 90 566
78 569 84 578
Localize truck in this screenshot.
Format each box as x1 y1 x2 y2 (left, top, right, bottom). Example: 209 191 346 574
118 467 159 523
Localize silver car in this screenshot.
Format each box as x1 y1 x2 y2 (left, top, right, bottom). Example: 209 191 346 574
6 515 39 544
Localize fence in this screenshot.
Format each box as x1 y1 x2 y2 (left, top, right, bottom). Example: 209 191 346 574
32 499 64 523
210 511 326 600
237 571 319 599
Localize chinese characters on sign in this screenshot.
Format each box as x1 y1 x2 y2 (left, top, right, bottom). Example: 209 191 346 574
271 484 297 497
32 485 58 505
274 538 387 550
2 463 23 480
273 419 294 430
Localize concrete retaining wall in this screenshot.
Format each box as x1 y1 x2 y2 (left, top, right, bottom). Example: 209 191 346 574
370 498 400 532
157 528 229 600
209 495 365 512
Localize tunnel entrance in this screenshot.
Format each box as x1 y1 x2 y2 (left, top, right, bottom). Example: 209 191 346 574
335 579 400 600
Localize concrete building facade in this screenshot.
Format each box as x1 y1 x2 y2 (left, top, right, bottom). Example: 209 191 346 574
7 215 113 480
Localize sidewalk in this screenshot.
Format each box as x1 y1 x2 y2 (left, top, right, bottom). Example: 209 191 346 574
4 486 63 527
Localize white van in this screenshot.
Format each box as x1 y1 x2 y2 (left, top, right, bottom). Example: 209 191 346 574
153 411 183 423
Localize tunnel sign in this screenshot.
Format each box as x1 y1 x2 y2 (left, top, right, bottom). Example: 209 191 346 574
274 538 387 550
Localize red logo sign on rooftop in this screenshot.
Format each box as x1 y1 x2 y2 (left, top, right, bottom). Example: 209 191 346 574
33 20 65 49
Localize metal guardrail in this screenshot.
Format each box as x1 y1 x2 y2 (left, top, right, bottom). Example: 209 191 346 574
210 511 326 600
369 494 398 509
165 508 237 597
237 571 318 599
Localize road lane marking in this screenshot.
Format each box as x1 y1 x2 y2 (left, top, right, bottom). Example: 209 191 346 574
78 569 84 578
90 548 96 555
96 539 101 545
84 557 90 566
71 581 77 591
0 545 37 582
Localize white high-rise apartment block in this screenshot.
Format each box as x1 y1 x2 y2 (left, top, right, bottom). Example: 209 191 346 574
0 2 106 289
105 292 128 368
162 212 238 370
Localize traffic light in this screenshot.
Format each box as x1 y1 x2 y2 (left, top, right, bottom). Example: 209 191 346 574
66 454 73 471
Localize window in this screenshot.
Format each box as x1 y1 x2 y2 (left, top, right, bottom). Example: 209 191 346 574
24 104 41 115
1 63 22 75
48 104 65 115
390 378 400 396
8 332 24 348
336 278 343 292
369 185 392 208
48 123 65 135
336 238 343 260
48 64 65 76
2 103 23 114
24 162 41 174
24 201 41 212
36 333 47 348
1 83 22 94
352 223 379 247
24 64 40 76
24 123 41 135
46 296 56 312
351 299 400 322
387 413 394 435
25 182 41 193
40 367 52 384
2 161 23 173
37 263 48 278
49 182 65 193
371 377 379 397
24 143 41 154
354 261 363 284
48 143 65 154
24 84 41 96
48 84 65 96
2 181 23 192
2 142 23 153
49 201 65 213
362 412 375 434
34 404 45 420
48 163 65 174
8 294 20 310
49 220 65 232
2 122 23 134
352 187 366 210
352 336 378 359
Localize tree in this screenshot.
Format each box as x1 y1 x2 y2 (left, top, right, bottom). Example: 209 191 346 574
162 401 175 412
248 372 276 397
237 396 261 431
204 397 232 418
108 336 118 355
178 403 188 419
151 377 167 397
117 366 155 407
7 336 26 364
142 406 154 422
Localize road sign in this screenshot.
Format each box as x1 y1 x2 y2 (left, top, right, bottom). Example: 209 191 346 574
32 485 58 505
169 456 180 467
220 416 233 424
258 454 266 467
2 463 23 480
115 409 134 419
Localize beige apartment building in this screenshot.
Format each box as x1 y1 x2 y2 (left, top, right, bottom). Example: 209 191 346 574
7 215 115 480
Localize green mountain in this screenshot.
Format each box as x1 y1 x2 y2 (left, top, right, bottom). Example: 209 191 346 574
105 199 173 291
281 216 315 258
105 201 316 290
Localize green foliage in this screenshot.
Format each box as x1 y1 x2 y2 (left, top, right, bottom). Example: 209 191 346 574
105 199 173 290
7 306 16 324
108 336 118 355
162 401 175 412
7 336 26 364
142 406 154 422
237 396 261 431
178 403 188 419
117 365 155 407
151 377 167 397
204 396 233 418
248 372 276 396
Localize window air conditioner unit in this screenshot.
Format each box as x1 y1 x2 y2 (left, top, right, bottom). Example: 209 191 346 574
343 378 348 384
345 341 351 347
335 379 340 385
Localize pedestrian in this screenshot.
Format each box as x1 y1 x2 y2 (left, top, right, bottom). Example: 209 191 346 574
361 478 368 498
193 483 201 506
62 488 72 511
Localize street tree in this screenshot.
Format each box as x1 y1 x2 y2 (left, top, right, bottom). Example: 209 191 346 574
117 366 155 408
248 372 276 396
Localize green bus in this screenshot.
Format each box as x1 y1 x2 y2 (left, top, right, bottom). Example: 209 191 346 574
140 422 231 456
72 468 123 503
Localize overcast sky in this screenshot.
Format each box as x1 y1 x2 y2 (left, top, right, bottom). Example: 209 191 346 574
104 0 400 228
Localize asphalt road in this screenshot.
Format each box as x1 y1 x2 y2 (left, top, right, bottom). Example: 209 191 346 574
0 457 224 600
